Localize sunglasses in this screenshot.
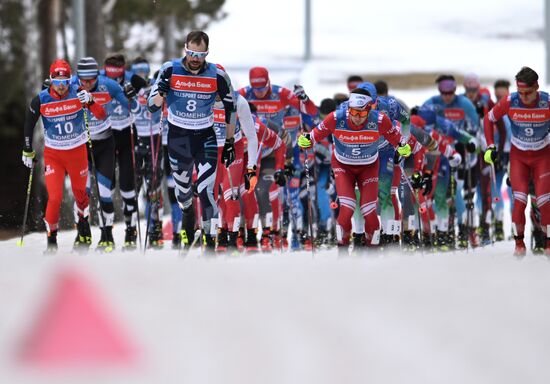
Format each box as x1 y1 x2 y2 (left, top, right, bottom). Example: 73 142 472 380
252 86 269 93
78 77 97 86
348 108 370 118
440 91 455 96
50 78 70 87
185 48 209 59
465 87 479 93
518 89 536 97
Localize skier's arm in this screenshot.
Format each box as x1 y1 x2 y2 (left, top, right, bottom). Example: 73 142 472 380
23 95 41 151
216 66 236 140
280 87 318 117
236 95 259 168
310 112 337 144
272 137 287 170
484 97 510 147
148 62 172 112
379 113 403 147
86 98 107 120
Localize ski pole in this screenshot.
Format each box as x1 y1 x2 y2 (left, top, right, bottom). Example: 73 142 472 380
304 149 315 256
16 162 35 246
489 162 500 203
83 108 107 232
128 104 143 251
143 120 162 253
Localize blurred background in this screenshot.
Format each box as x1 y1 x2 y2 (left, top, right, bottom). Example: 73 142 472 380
0 0 544 236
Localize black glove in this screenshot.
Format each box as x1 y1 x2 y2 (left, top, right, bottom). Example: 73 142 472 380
157 75 170 96
123 82 136 99
42 78 51 90
221 137 235 167
244 166 257 192
293 84 308 101
411 172 423 189
466 139 477 153
274 169 286 186
410 106 419 115
284 162 296 177
422 171 433 196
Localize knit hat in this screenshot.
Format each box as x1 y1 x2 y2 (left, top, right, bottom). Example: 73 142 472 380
77 57 99 79
463 72 480 89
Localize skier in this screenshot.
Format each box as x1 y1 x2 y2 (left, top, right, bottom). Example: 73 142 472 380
73 56 135 251
22 59 106 252
212 93 259 252
101 53 147 248
298 88 412 250
424 75 480 248
148 30 237 250
484 67 550 256
131 60 164 248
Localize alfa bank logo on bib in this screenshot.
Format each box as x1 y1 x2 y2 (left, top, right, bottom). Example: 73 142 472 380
41 98 82 117
444 108 465 121
171 75 217 93
510 108 550 123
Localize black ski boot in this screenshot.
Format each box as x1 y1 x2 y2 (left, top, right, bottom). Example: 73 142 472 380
124 225 137 249
494 220 504 242
97 226 115 252
436 230 450 251
457 224 468 249
74 216 92 250
148 221 164 249
216 228 228 253
44 230 58 255
244 228 259 252
172 232 182 250
532 227 545 254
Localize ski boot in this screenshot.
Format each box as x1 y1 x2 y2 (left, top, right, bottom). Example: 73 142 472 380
314 229 328 248
478 222 491 246
227 231 240 255
271 230 283 250
172 231 182 250
494 220 504 242
402 230 419 251
124 225 138 250
421 232 432 249
532 227 545 255
301 232 313 251
44 230 58 255
457 224 468 249
545 238 550 257
97 226 115 253
260 228 273 252
73 215 92 251
514 236 527 257
436 230 450 252
216 228 228 253
148 221 164 249
352 232 366 248
244 228 260 253
237 227 245 251
446 228 456 250
203 232 216 254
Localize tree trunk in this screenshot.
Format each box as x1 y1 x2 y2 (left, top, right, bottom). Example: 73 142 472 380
38 0 59 79
85 0 105 61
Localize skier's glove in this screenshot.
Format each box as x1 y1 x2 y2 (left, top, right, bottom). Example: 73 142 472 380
411 171 423 189
484 145 498 165
396 142 412 158
22 149 35 169
274 169 286 187
123 82 137 99
298 133 312 149
244 166 257 192
221 137 235 167
449 152 462 168
77 89 93 105
157 76 170 97
466 138 477 153
284 161 296 177
293 85 309 101
422 170 433 196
